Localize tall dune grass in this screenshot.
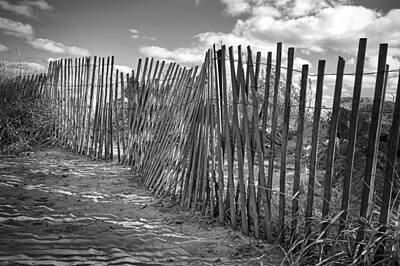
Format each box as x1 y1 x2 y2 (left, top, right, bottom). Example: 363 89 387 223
0 65 55 154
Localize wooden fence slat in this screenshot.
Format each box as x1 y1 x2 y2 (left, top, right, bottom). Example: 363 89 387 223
80 57 91 155
229 46 248 235
55 61 62 140
219 46 237 230
291 64 308 240
278 47 294 244
62 59 67 144
120 71 126 160
76 58 81 152
73 59 78 150
92 58 101 156
252 51 271 240
108 56 115 161
96 57 106 158
68 59 72 146
340 38 367 231
77 58 82 152
261 51 272 240
63 62 67 144
321 57 345 233
267 42 282 230
249 48 271 239
357 43 388 243
115 69 121 162
375 66 400 261
86 56 97 156
242 46 260 238
212 47 225 224
102 57 110 159
208 54 216 218
305 60 325 236
201 60 211 214
77 58 84 152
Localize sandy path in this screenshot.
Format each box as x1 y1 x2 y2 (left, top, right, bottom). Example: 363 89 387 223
0 148 282 266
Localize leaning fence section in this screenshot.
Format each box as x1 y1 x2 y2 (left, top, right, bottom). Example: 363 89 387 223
31 38 400 256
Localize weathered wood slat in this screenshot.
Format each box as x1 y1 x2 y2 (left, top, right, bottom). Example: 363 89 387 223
291 64 308 240
278 47 294 244
260 52 272 240
219 46 237 230
321 57 345 234
267 43 282 232
340 38 367 231
229 46 248 235
305 60 325 236
376 66 400 262
357 43 388 242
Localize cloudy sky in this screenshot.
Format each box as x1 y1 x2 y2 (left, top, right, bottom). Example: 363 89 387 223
0 0 399 101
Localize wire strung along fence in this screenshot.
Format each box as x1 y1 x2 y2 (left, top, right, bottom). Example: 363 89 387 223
14 37 399 262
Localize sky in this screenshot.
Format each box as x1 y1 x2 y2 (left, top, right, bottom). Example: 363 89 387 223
0 0 399 103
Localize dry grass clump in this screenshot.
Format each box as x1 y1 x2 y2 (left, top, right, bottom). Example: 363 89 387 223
0 71 56 154
282 190 400 265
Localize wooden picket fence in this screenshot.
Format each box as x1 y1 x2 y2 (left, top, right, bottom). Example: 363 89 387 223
27 38 400 253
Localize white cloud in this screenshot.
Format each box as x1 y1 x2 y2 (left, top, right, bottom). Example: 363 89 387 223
23 0 53 11
0 16 34 38
29 38 90 56
0 17 89 57
0 43 8 51
221 0 251 16
195 0 200 5
0 1 33 17
129 28 157 41
0 0 52 18
129 28 139 34
140 1 399 67
29 38 65 53
139 46 204 65
143 35 158 41
66 46 90 57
